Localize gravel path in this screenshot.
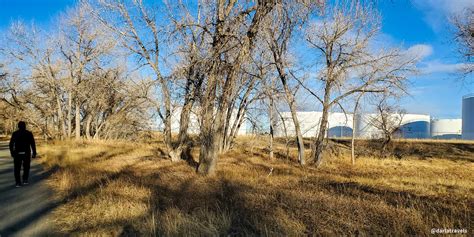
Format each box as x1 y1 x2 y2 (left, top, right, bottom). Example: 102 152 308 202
0 141 56 236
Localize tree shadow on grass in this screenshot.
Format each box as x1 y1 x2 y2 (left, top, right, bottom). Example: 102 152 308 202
47 156 289 236
0 153 142 236
316 179 469 229
7 141 468 236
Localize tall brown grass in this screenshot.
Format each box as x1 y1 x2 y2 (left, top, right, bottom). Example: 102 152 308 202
38 137 473 236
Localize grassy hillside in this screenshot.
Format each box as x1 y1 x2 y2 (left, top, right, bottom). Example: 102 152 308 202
38 137 473 236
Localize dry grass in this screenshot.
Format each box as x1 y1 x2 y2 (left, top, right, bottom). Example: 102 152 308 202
394 138 474 144
38 137 473 236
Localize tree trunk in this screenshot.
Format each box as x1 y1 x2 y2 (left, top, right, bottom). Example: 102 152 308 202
85 114 93 139
313 81 333 167
67 90 72 138
382 135 391 155
313 105 329 167
75 100 81 139
226 107 247 151
56 96 67 140
198 56 230 175
197 132 218 175
153 72 173 155
351 93 364 165
269 95 274 160
169 69 202 162
351 114 357 165
217 105 230 153
198 92 218 175
282 84 305 165
44 117 49 140
223 99 247 151
276 51 305 164
162 99 172 151
275 107 290 160
169 94 193 162
197 1 275 175
221 100 234 152
291 106 305 165
197 68 219 175
223 78 256 152
215 66 240 154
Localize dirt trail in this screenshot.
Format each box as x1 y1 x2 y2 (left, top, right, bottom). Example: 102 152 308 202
0 141 56 236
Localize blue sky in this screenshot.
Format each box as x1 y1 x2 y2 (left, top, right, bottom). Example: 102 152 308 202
377 0 474 118
0 0 473 118
0 0 75 31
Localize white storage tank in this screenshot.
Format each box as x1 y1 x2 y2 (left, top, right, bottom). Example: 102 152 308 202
169 107 248 135
430 119 462 139
327 113 354 138
274 111 354 138
462 94 474 140
354 113 384 139
355 113 430 139
298 111 323 137
274 111 322 137
398 114 431 139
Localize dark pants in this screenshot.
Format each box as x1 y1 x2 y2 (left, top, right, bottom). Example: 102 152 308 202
13 154 31 185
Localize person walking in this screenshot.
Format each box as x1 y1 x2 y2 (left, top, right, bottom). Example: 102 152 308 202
9 121 37 187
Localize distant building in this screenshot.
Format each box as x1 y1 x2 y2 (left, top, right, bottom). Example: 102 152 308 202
156 107 248 135
430 119 462 139
274 112 353 138
274 111 431 139
462 94 474 140
355 113 430 139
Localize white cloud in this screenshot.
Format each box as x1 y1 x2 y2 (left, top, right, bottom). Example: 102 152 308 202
412 0 474 31
405 44 433 60
418 60 469 74
400 44 470 75
416 0 473 15
370 32 399 50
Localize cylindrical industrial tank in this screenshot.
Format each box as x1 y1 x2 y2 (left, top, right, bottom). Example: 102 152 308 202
462 94 474 140
398 114 431 139
327 112 354 138
430 119 462 139
354 113 383 139
274 111 323 138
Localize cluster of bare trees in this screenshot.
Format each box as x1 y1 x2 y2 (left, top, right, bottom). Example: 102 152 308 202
0 3 153 140
0 0 421 175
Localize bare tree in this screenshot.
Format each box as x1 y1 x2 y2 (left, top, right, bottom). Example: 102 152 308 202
452 7 473 75
368 95 405 155
196 0 323 174
58 1 115 140
220 60 264 153
303 1 416 166
193 0 280 175
163 1 209 162
80 67 154 140
97 0 176 155
1 22 70 139
262 1 317 165
261 74 279 160
275 105 291 160
0 13 152 141
269 92 275 160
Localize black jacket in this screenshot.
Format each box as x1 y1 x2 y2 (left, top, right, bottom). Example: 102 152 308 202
9 129 37 158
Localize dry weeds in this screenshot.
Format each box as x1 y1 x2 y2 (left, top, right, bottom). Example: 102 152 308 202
38 137 473 236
